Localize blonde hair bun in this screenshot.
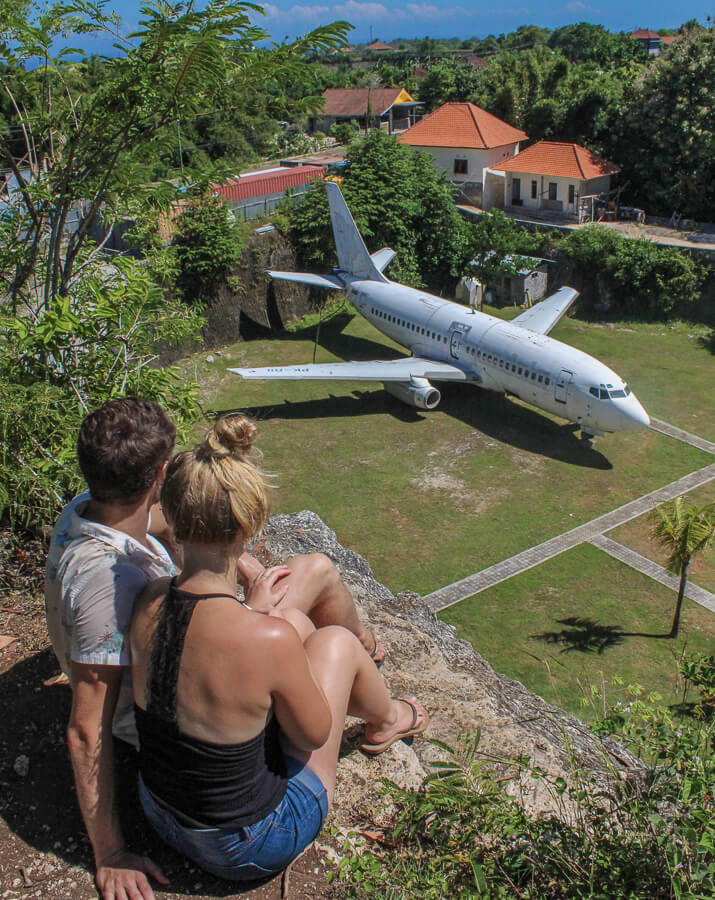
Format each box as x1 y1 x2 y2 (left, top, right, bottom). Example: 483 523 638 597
201 416 260 461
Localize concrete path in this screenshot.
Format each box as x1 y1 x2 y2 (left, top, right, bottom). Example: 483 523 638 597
424 462 715 612
589 534 715 613
649 419 715 455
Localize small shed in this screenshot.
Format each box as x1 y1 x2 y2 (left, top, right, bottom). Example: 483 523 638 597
460 253 550 308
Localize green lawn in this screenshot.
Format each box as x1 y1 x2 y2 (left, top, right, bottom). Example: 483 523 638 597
184 305 714 717
439 542 714 719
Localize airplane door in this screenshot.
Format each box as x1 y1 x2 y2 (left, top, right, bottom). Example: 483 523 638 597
449 324 469 360
554 368 573 405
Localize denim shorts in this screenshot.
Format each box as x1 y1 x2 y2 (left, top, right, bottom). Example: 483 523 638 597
138 757 329 882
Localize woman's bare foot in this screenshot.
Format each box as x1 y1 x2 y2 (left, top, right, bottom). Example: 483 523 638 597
360 697 429 755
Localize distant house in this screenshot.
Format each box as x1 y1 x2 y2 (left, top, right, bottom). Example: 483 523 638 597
399 102 527 206
364 40 394 52
309 87 423 135
630 28 663 55
212 165 325 221
489 141 619 219
462 54 489 69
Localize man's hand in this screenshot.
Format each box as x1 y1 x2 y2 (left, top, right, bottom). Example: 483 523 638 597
96 850 168 900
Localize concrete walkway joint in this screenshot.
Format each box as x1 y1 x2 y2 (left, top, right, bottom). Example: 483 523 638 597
589 534 715 614
424 461 715 613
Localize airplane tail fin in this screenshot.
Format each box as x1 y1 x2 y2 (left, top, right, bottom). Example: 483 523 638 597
326 182 387 282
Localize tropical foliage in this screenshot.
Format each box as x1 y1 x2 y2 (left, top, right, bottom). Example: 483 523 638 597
332 659 715 899
0 1 350 527
652 498 715 638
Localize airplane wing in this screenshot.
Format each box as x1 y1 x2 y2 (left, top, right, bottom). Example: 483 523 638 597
267 270 344 290
511 287 579 335
228 357 469 382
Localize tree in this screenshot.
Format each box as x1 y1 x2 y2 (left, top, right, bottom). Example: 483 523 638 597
613 26 715 218
548 23 646 67
467 209 546 291
0 2 350 526
287 131 472 292
652 498 715 638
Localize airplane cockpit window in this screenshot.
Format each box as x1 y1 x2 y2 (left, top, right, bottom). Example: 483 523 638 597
589 387 599 398
610 389 626 398
600 389 609 399
624 384 631 396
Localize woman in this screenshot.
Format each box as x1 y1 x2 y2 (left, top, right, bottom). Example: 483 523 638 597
129 416 428 882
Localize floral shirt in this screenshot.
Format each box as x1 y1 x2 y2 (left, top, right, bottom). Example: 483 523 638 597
45 492 176 746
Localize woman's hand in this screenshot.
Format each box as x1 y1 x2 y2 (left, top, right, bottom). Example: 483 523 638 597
244 564 291 612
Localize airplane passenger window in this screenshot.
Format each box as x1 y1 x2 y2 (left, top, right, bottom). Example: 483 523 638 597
524 370 529 378
538 375 543 383
545 378 550 385
531 373 536 380
511 364 516 372
518 367 522 375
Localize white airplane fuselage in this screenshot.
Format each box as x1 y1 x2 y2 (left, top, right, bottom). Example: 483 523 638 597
344 275 650 436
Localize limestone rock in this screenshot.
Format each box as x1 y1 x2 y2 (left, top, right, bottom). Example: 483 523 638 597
260 510 638 825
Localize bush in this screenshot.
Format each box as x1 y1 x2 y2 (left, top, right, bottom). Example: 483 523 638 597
332 660 715 899
173 194 246 303
331 121 359 145
558 226 705 319
0 258 203 528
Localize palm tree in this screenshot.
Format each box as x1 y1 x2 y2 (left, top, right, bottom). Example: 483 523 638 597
651 497 715 638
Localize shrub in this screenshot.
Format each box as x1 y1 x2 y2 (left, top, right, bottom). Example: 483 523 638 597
332 664 715 899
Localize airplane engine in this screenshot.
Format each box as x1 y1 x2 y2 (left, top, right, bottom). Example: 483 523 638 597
383 377 441 410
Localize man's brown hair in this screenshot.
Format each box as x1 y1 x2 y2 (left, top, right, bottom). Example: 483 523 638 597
77 398 176 504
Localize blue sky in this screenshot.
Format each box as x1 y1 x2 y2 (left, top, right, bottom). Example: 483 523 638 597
78 1 712 50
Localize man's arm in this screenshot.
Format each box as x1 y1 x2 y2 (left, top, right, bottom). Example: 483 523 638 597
68 663 168 900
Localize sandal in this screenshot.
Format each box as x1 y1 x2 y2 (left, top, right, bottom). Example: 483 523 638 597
368 631 386 669
359 699 429 756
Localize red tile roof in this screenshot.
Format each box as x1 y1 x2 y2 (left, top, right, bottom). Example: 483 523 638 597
214 166 325 203
365 40 393 51
318 88 415 118
399 102 527 149
492 141 619 179
630 28 661 39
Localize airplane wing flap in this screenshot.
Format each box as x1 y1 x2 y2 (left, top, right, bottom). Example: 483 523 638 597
512 287 579 335
229 357 468 382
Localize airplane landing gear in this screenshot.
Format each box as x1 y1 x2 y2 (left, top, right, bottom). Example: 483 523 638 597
580 430 596 449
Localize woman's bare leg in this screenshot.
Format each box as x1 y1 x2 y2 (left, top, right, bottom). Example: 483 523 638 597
298 626 426 804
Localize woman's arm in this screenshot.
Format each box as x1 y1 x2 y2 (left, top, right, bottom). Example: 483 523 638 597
264 619 332 752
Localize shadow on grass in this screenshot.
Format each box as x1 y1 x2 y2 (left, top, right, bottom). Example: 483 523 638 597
696 329 715 355
532 616 671 654
216 381 612 470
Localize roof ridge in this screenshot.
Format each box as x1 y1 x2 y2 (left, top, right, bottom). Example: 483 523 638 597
573 144 587 180
467 102 486 148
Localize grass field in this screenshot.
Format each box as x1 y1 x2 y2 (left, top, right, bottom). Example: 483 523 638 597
439 542 714 717
185 304 714 718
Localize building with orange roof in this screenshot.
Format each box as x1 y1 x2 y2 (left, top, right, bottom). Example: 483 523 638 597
364 39 394 51
309 87 423 135
399 102 528 205
630 28 663 55
488 141 619 218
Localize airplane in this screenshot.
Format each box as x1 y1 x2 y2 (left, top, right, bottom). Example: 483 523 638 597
229 182 650 446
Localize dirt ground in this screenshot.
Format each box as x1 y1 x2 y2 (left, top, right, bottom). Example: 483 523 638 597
0 530 341 900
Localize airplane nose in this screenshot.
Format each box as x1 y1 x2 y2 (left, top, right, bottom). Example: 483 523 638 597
625 395 650 429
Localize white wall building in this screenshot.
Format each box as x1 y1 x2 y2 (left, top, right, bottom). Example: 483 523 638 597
399 103 528 207
489 141 619 220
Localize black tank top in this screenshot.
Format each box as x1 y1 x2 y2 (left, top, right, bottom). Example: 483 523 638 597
135 579 287 829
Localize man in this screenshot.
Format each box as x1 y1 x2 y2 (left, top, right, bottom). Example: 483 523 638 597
45 397 383 900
